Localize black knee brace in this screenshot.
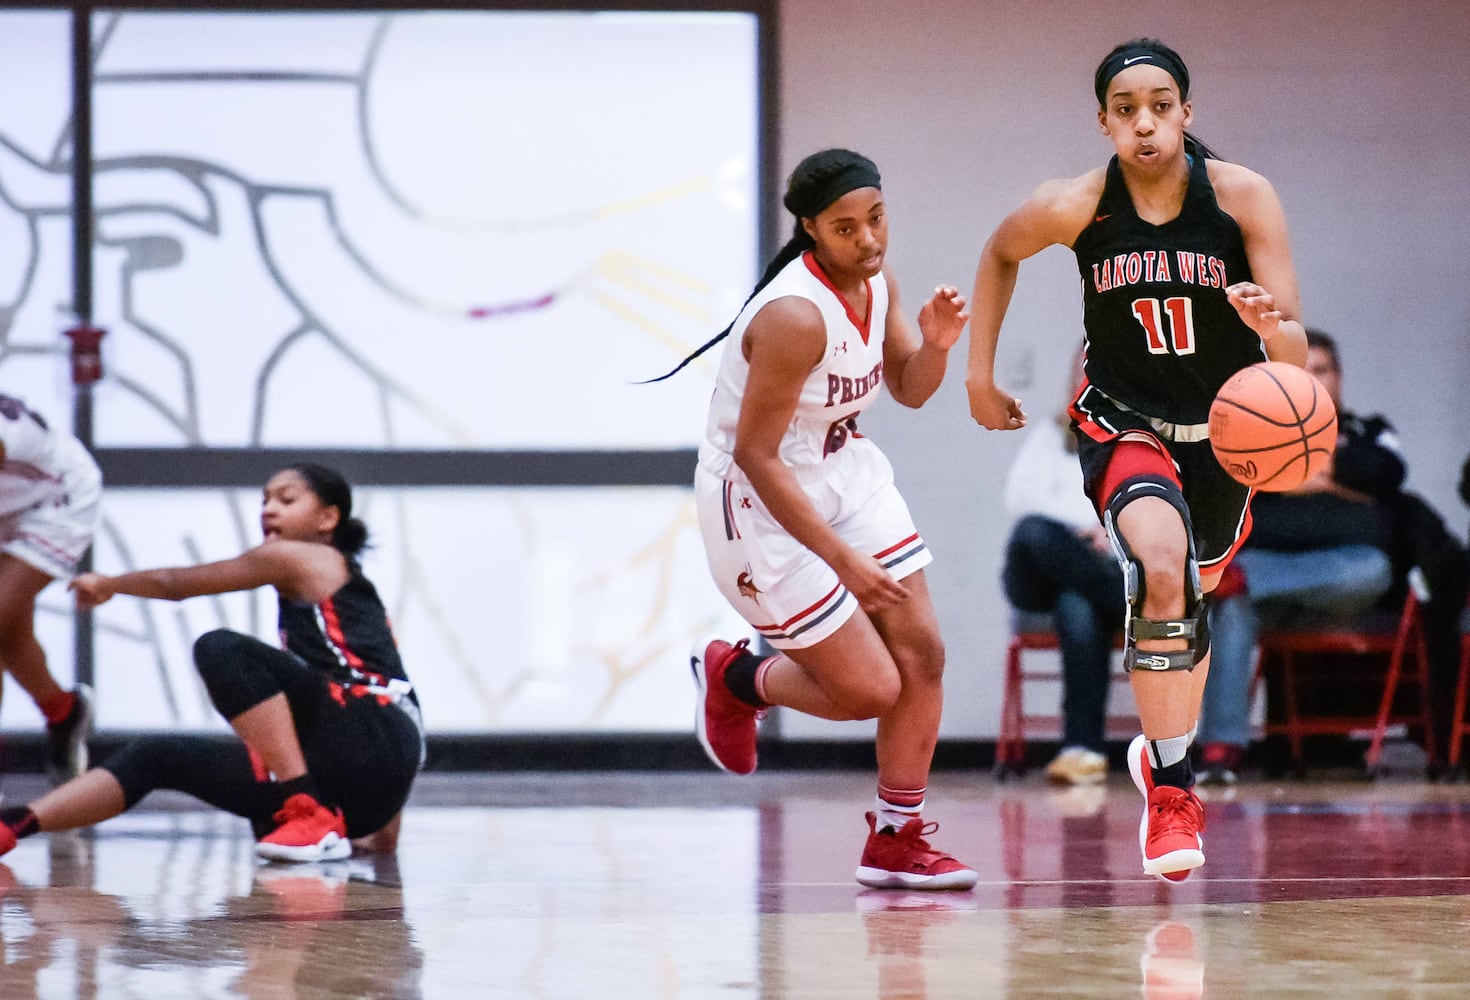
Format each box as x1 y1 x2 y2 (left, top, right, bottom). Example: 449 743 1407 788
1103 475 1204 672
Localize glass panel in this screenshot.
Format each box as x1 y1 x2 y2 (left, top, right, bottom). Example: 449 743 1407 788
88 485 751 733
0 10 75 433
0 10 75 734
88 9 759 449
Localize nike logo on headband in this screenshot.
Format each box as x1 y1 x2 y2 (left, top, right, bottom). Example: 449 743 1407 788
1123 55 1150 65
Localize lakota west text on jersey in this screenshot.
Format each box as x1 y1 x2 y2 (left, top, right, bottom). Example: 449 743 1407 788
1070 139 1264 425
1089 250 1229 293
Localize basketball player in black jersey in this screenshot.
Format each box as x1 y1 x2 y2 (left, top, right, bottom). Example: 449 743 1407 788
0 463 423 863
966 39 1307 881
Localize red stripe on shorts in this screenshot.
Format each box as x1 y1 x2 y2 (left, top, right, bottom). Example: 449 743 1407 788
752 581 843 632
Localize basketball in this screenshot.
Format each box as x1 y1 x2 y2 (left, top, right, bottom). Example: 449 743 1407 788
1208 361 1337 491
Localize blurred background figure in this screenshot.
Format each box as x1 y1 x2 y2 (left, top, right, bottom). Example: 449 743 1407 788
1000 347 1123 786
0 392 99 786
1198 329 1466 781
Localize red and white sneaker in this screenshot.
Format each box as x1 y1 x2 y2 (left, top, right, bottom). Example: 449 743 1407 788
1128 734 1205 882
256 793 351 863
854 812 978 891
690 637 763 776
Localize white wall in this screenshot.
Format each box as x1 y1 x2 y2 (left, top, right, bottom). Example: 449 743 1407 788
775 0 1470 738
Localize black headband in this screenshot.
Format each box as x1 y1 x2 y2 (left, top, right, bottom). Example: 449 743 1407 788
1094 45 1190 104
783 161 882 220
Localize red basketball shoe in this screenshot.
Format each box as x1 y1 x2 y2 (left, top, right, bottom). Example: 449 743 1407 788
1128 734 1205 882
854 812 978 891
690 637 763 775
256 793 351 863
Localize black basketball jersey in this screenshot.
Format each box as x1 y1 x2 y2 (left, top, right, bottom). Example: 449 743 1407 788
277 563 413 695
1073 142 1266 425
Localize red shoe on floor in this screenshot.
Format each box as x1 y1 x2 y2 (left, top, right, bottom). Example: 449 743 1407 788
854 812 978 891
1128 734 1205 882
256 793 351 863
690 637 764 775
1196 742 1244 786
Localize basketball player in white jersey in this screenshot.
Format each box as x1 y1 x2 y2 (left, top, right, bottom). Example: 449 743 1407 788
0 392 100 784
656 149 976 890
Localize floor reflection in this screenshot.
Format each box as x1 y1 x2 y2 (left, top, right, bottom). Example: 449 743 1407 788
856 890 979 1000
0 826 417 1000
0 769 1469 997
1139 922 1205 1000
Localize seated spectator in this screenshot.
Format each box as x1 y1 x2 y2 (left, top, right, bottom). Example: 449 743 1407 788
1000 348 1123 786
1461 452 1470 518
1198 329 1465 781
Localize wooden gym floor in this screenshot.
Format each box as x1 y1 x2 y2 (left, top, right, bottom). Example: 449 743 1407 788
1 762 1468 998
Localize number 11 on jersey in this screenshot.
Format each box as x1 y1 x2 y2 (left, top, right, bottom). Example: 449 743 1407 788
1131 296 1197 356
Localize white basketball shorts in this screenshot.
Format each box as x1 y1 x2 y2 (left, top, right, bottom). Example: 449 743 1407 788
695 438 931 650
0 446 102 581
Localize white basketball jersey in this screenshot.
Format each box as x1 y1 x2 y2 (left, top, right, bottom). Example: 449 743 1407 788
699 252 889 481
0 394 78 518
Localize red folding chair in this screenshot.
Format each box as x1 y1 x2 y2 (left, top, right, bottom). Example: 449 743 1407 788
1253 591 1432 776
994 611 1131 778
1444 600 1470 769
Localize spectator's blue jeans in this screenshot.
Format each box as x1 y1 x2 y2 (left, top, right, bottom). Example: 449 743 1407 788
1002 515 1124 752
1198 545 1393 747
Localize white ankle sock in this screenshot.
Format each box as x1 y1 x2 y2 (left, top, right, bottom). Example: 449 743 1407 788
875 795 923 832
1146 734 1191 769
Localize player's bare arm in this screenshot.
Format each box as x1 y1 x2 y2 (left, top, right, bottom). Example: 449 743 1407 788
733 298 909 612
882 268 968 409
1212 161 1308 366
966 172 1101 430
70 541 348 607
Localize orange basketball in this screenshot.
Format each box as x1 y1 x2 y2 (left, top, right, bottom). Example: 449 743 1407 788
1208 361 1337 491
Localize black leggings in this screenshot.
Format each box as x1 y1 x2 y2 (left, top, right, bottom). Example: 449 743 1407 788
102 629 422 839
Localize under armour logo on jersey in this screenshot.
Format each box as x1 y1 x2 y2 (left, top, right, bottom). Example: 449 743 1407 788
739 497 752 509
833 341 848 357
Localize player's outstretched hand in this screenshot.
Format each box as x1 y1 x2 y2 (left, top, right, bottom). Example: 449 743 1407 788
69 572 117 608
917 285 970 351
1226 282 1283 344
